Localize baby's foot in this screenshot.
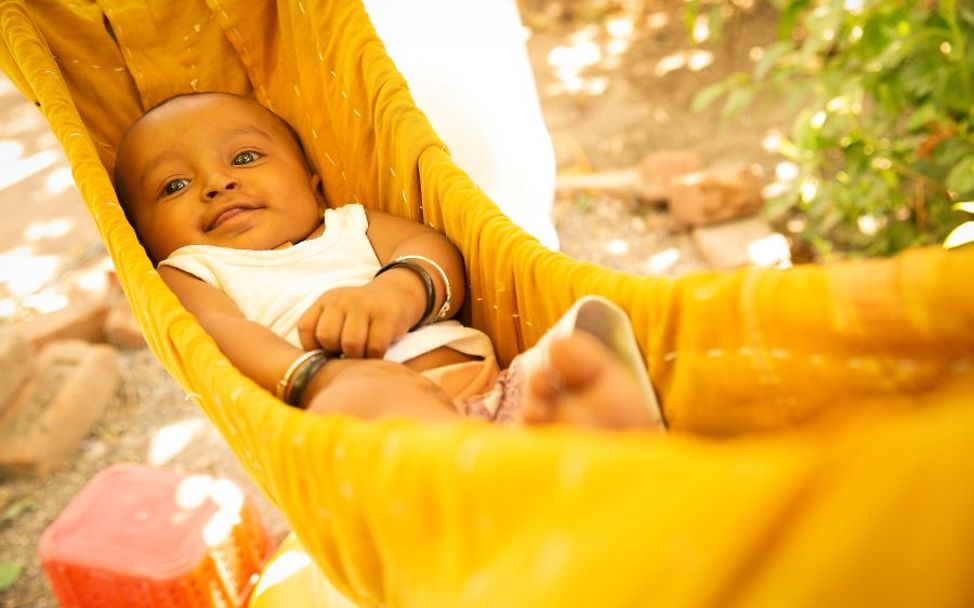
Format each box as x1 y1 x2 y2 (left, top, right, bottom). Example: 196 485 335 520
520 331 664 430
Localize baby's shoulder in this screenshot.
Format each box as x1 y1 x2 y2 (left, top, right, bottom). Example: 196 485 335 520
324 203 368 233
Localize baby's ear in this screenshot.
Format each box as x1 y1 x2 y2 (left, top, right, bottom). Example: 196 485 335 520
310 173 325 207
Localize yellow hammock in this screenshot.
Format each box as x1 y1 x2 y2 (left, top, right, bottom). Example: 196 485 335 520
3 1 974 606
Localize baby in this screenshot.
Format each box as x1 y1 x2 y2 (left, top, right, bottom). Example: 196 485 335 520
114 92 663 429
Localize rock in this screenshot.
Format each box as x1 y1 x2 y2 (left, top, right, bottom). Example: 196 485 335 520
0 340 120 477
0 327 32 415
637 150 703 202
667 163 764 226
555 149 703 204
103 294 146 349
692 216 792 270
15 298 109 352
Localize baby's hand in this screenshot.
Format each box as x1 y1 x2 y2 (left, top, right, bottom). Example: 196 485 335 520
297 281 418 358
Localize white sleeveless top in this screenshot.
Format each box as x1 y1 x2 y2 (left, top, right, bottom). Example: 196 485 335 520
160 204 493 363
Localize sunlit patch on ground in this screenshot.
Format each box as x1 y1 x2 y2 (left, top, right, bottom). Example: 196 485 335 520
0 75 108 323
748 233 791 268
0 246 61 297
541 6 657 97
644 247 680 274
0 149 58 191
150 418 207 465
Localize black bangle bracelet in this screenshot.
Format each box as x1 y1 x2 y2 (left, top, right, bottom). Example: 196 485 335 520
286 350 331 408
374 259 436 331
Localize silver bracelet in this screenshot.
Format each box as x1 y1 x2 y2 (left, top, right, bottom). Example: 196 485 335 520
394 255 452 322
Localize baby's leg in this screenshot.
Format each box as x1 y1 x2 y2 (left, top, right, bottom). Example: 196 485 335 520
520 331 664 430
306 359 458 422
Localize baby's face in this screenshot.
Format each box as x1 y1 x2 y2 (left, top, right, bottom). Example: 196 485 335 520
115 93 323 261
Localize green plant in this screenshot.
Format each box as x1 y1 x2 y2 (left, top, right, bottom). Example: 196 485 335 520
945 201 974 248
691 0 974 259
0 561 22 592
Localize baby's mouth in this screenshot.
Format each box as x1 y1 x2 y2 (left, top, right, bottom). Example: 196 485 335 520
207 204 258 231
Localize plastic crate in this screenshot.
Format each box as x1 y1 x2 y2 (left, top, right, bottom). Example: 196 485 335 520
39 463 273 607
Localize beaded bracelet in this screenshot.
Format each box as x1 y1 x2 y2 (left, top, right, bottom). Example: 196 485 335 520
394 255 452 322
374 259 436 331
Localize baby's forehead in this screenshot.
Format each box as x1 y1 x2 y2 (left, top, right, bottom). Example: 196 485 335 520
117 94 295 170
133 94 281 140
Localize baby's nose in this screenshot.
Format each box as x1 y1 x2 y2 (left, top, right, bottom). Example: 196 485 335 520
205 177 239 199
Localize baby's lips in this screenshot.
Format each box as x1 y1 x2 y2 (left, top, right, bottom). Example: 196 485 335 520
207 203 258 230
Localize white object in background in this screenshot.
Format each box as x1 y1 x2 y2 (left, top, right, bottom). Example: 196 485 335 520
362 0 560 250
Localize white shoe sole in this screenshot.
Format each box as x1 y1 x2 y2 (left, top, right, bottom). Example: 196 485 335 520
522 295 666 429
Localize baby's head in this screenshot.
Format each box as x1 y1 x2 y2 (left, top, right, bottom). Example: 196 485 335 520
115 92 324 262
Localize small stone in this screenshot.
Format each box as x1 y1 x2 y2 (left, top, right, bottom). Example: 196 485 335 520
667 163 764 226
692 216 792 270
0 340 120 477
637 150 703 202
103 296 146 349
0 327 32 415
14 298 109 352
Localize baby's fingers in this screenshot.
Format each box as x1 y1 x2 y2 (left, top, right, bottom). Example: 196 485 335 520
297 303 326 350
364 316 399 359
299 304 345 353
339 311 370 358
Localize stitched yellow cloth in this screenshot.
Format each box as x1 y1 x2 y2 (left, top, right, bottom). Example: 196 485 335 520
2 1 973 605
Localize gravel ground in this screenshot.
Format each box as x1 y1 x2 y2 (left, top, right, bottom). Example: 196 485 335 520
0 349 292 608
553 193 708 276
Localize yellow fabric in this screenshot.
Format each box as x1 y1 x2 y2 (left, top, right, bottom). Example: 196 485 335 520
2 1 973 606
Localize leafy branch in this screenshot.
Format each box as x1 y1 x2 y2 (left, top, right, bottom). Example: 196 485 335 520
691 0 974 258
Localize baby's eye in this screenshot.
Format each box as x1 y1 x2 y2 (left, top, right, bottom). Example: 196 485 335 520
162 178 188 196
232 151 262 165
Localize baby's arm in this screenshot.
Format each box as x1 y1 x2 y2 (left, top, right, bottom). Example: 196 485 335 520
296 210 466 358
161 265 457 419
161 265 332 393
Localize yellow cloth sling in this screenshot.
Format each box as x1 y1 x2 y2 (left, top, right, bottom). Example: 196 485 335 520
2 1 973 605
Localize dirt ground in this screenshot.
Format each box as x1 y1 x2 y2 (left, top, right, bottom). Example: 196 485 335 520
0 2 790 606
534 0 792 274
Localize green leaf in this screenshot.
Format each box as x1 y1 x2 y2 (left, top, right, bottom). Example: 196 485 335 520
707 5 725 45
944 221 974 248
0 498 36 527
0 561 22 592
933 139 974 168
692 81 729 112
946 156 974 195
683 0 700 40
764 191 800 219
905 103 940 132
777 0 811 40
722 86 756 118
940 0 957 25
754 41 793 81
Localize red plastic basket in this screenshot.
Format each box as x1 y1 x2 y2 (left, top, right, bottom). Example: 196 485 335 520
38 463 273 607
